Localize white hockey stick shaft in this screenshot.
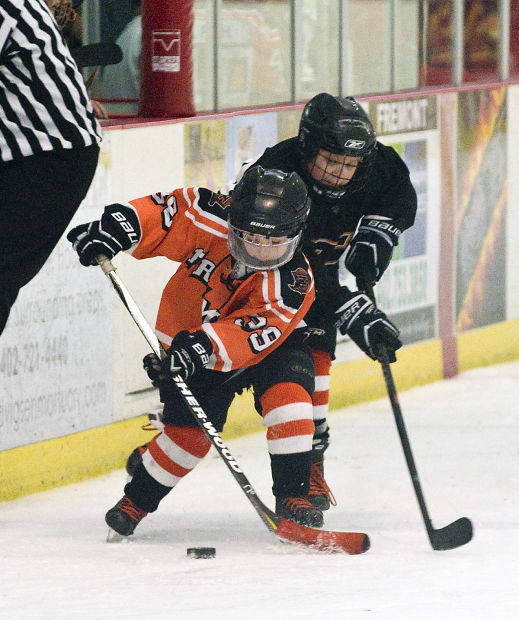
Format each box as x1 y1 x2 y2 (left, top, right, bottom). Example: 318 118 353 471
96 255 164 360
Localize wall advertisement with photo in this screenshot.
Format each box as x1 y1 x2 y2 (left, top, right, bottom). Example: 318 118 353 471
353 97 440 346
0 140 114 451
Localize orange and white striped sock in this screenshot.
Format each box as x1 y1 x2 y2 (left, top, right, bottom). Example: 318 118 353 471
142 425 211 488
260 382 314 455
260 382 314 497
312 350 332 440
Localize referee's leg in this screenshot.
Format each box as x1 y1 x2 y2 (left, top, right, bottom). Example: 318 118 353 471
0 144 99 335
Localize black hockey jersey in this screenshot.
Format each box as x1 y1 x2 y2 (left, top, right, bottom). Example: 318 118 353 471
251 137 417 300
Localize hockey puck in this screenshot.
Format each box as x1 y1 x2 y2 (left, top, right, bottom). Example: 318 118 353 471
187 547 216 559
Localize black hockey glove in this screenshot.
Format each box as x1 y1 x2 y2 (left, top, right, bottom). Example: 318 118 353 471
67 204 141 266
142 331 213 385
161 330 213 381
334 291 402 362
345 216 402 285
143 352 162 387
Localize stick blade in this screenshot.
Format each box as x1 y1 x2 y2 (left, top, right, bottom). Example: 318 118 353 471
275 518 370 554
430 517 473 550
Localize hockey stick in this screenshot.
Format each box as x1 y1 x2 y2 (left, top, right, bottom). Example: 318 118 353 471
96 255 369 554
71 42 123 69
361 280 473 550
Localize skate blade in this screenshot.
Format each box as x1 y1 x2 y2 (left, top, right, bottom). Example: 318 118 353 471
106 527 130 543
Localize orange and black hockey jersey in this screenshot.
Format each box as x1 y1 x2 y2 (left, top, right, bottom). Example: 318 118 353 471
124 187 315 371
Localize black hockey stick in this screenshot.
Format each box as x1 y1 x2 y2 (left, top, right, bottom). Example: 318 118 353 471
361 280 473 550
71 42 123 68
71 43 123 90
96 255 369 554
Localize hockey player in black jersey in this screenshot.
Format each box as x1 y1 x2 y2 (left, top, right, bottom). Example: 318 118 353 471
235 93 417 511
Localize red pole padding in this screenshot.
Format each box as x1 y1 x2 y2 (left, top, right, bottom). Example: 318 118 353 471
139 0 195 118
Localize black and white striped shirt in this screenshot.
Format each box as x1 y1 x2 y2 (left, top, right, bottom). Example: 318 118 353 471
0 0 102 163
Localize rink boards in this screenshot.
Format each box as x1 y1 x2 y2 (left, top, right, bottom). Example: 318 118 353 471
1 316 518 501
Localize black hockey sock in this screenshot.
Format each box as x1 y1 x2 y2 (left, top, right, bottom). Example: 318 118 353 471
124 462 172 513
270 451 312 498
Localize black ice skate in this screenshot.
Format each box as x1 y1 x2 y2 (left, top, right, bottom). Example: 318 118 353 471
308 460 337 511
105 495 148 536
275 496 324 528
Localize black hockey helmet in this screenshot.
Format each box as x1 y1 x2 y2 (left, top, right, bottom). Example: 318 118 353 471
298 93 377 199
299 93 377 159
228 166 310 270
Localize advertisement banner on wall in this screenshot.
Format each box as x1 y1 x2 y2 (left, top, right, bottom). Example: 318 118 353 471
276 109 302 143
224 112 278 185
0 141 114 451
184 119 227 192
366 97 440 344
456 88 507 332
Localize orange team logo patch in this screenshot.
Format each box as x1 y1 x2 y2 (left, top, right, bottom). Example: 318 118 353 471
288 267 310 295
208 193 232 208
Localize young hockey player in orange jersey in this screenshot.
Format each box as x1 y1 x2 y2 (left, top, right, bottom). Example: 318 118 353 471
68 166 401 536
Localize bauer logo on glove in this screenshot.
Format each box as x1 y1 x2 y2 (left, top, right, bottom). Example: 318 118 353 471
334 291 402 362
345 215 402 284
67 204 141 266
162 330 213 381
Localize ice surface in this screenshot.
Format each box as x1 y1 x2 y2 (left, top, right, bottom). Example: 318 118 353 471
1 361 518 619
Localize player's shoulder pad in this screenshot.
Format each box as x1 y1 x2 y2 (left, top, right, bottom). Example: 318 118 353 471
197 188 231 222
375 142 411 177
256 138 299 172
277 249 314 308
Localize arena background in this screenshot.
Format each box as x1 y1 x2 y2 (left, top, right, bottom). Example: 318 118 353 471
1 84 518 501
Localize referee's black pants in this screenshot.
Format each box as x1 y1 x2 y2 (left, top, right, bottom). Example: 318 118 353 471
0 144 99 335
